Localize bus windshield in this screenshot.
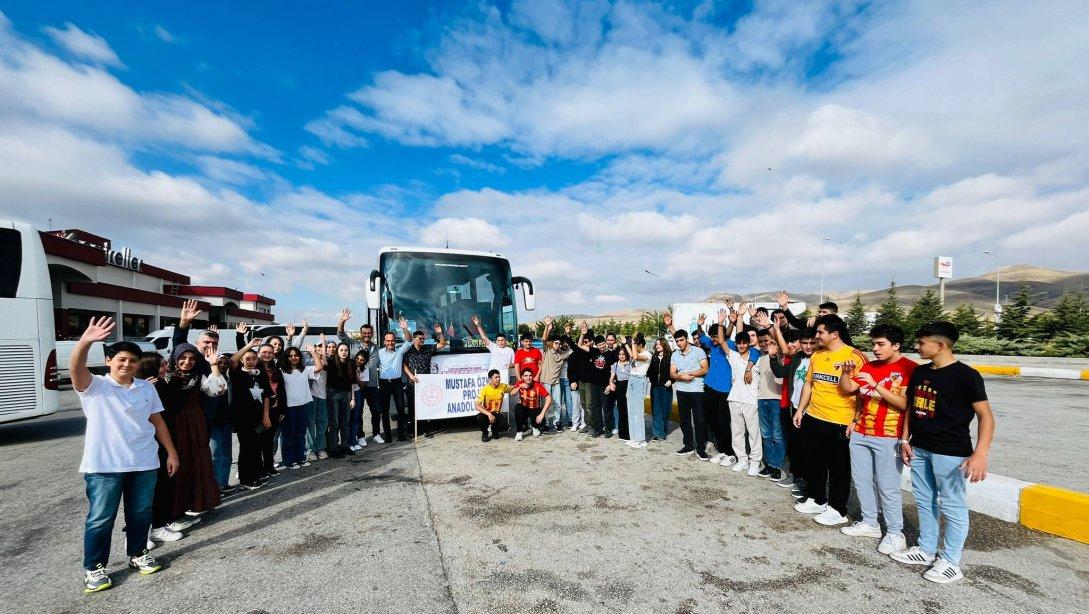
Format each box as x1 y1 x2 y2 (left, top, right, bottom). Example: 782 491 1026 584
380 251 517 351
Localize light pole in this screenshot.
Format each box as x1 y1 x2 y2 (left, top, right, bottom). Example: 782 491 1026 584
819 237 831 304
984 250 1001 321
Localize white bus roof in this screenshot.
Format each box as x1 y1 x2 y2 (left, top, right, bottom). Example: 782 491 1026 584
377 246 509 260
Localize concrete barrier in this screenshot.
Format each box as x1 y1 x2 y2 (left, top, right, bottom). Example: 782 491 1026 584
970 363 1089 380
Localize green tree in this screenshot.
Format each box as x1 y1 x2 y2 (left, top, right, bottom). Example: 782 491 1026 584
950 303 983 336
844 293 869 338
1048 292 1089 336
995 283 1032 340
905 289 946 338
873 280 906 331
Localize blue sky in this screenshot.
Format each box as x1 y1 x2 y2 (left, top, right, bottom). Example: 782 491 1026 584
1 1 1087 324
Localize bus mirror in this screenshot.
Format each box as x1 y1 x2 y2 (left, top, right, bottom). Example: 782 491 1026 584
512 276 535 311
366 269 382 310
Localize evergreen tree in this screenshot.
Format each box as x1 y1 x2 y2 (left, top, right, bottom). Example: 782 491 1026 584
950 303 983 336
844 293 869 338
873 280 906 332
1049 292 1089 336
906 289 946 338
995 283 1032 340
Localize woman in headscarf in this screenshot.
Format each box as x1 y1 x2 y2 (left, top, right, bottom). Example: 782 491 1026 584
148 343 225 543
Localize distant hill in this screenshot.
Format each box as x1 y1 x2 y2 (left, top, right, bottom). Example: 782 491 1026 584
524 265 1088 326
704 265 1089 315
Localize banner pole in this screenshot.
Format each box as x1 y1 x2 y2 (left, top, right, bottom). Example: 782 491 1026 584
414 377 419 445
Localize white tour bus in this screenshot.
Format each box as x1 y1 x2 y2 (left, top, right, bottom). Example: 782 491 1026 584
0 220 60 424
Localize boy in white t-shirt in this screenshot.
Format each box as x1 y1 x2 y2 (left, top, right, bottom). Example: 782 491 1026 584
72 317 179 595
720 330 763 476
472 315 515 382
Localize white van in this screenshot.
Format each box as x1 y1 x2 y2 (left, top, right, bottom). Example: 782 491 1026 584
54 340 158 383
144 327 242 359
0 220 59 424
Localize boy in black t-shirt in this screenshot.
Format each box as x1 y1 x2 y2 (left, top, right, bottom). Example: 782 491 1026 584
890 322 995 584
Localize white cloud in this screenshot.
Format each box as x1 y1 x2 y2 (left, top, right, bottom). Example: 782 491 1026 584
1 19 271 156
296 145 331 169
594 294 625 303
418 217 510 249
42 22 123 67
153 24 175 43
449 154 505 174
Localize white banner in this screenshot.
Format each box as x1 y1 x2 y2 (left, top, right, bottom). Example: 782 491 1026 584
415 352 505 420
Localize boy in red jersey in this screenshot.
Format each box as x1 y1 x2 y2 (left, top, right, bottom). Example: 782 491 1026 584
515 333 544 382
838 324 916 555
512 368 552 441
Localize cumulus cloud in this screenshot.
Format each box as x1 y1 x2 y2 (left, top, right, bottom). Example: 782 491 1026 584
419 217 511 249
42 22 123 67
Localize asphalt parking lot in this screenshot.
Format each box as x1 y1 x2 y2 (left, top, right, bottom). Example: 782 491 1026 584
0 383 1086 613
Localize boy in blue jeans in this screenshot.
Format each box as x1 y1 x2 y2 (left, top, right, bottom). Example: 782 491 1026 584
72 317 179 594
892 321 995 584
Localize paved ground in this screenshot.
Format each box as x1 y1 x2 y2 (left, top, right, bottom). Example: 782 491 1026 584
1 386 1086 613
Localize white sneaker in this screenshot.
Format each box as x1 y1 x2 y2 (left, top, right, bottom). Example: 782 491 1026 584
532 428 541 437
515 432 524 441
612 428 618 435
731 460 749 473
747 463 761 477
890 546 936 566
372 434 385 444
626 440 642 448
301 461 312 467
150 527 183 542
183 510 205 517
718 455 736 468
793 498 828 515
878 533 908 555
923 558 964 584
306 452 318 461
359 438 368 448
317 450 329 459
146 539 156 551
709 453 726 464
288 463 301 470
569 425 579 432
814 508 849 526
167 517 200 532
840 522 882 538
637 441 648 448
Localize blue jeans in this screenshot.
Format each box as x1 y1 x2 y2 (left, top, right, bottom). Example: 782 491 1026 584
626 375 648 442
207 422 233 488
83 470 157 569
326 390 352 451
350 389 365 445
911 447 970 565
558 378 571 424
308 396 328 454
650 385 672 439
757 398 786 469
547 382 569 427
283 402 312 465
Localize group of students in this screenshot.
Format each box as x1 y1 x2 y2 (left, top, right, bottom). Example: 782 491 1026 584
73 292 994 594
471 294 995 585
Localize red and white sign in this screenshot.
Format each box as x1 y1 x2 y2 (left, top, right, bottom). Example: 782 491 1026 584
934 256 953 279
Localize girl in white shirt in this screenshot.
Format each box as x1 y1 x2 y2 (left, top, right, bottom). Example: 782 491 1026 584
281 345 324 469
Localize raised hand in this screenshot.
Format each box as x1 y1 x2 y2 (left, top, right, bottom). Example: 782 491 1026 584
755 312 771 329
471 315 481 327
563 323 572 334
319 333 327 347
80 316 116 343
776 291 789 309
724 297 734 310
180 299 202 325
747 305 757 318
696 313 706 326
767 342 779 357
398 316 409 330
842 360 857 376
433 323 443 335
543 316 554 327
203 345 218 365
304 344 316 354
728 310 739 324
208 324 219 334
285 323 296 337
236 322 249 335
339 308 352 324
579 321 588 332
663 313 673 328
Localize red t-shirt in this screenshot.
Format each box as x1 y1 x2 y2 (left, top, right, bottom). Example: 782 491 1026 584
855 357 917 438
515 347 543 377
516 381 550 410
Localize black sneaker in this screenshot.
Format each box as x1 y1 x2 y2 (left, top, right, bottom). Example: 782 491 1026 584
221 484 237 494
241 482 261 491
695 449 711 461
481 432 491 442
344 447 356 456
603 431 613 439
675 447 695 456
758 466 774 478
590 430 602 438
651 436 661 442
768 468 782 481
